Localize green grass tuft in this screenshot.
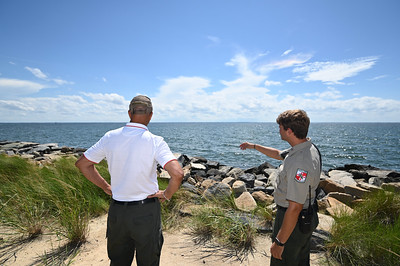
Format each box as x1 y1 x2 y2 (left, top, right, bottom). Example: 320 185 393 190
326 189 400 266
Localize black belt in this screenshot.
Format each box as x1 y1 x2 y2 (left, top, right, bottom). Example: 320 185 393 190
112 197 156 206
277 205 315 211
277 205 288 211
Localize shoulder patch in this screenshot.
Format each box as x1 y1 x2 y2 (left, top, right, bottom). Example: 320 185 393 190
295 169 308 183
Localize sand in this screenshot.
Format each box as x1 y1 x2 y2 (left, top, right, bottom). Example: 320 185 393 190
1 214 333 266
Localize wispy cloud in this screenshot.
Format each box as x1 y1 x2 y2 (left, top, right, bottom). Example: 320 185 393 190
293 56 378 84
303 87 342 100
281 48 293 56
257 53 313 74
368 75 387 81
25 66 74 86
207 35 221 45
25 66 48 80
0 78 48 96
264 80 282 86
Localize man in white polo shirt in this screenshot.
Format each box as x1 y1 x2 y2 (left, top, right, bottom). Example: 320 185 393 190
75 95 184 266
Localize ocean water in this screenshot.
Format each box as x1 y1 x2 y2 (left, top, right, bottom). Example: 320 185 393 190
0 122 399 171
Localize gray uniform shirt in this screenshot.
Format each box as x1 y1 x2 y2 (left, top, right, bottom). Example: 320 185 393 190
273 139 321 208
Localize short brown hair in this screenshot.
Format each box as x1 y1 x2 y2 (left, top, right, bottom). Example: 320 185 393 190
276 109 310 139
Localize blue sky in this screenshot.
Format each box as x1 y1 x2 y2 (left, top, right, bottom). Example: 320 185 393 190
0 0 399 122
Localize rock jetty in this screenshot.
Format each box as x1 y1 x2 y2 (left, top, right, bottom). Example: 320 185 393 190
162 154 400 216
0 141 85 162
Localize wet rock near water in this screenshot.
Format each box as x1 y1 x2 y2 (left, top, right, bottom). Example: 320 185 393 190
0 140 85 162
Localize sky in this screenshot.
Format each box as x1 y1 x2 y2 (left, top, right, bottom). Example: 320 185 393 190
0 0 399 122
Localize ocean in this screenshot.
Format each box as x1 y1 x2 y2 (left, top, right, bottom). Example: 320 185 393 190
0 122 399 171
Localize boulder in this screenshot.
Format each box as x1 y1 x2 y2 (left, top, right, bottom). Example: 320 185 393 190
326 192 354 206
326 197 353 216
227 167 244 179
252 191 274 205
181 182 200 194
203 182 232 200
218 165 232 175
234 192 257 212
201 179 216 190
191 162 207 171
206 160 220 169
328 170 357 187
232 180 247 197
356 181 382 193
221 177 235 187
238 173 256 187
319 179 345 194
344 185 370 199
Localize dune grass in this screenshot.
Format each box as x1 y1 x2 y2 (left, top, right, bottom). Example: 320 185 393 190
0 154 110 243
326 189 400 266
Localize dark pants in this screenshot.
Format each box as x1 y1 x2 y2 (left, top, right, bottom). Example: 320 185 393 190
106 199 163 266
270 207 318 266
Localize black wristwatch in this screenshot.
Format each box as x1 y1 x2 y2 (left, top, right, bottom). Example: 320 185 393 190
274 237 285 246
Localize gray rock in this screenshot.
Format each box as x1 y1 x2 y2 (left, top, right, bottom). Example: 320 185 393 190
203 182 232 200
328 170 357 187
227 167 244 179
239 173 256 187
232 180 247 197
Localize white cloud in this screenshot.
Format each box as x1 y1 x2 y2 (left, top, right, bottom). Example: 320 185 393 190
1 53 398 122
281 49 293 56
264 80 282 86
0 94 131 122
102 77 107 82
82 92 128 105
368 75 387 81
257 53 313 74
293 56 378 84
0 78 48 96
303 87 342 100
25 66 74 86
207 35 221 45
25 66 48 80
53 79 74 86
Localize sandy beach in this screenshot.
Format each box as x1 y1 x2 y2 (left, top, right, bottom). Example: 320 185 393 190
1 213 333 266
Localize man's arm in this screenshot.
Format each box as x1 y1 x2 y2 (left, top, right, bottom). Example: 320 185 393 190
75 155 112 196
148 160 184 202
270 200 303 260
239 142 283 160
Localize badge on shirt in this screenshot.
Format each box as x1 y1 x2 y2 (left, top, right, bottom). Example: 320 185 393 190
295 169 308 183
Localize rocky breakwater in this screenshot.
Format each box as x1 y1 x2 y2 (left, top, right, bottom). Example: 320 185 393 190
0 141 86 162
158 154 400 250
160 154 400 214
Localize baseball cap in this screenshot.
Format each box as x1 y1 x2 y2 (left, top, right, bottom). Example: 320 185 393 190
129 95 153 114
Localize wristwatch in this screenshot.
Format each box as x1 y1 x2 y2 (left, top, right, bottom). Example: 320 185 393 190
274 237 285 246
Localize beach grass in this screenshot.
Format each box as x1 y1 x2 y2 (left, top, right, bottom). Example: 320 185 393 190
326 189 400 266
0 154 110 244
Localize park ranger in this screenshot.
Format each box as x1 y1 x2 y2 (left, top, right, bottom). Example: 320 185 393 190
240 109 321 265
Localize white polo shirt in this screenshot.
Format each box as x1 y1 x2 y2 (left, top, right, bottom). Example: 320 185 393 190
84 122 177 201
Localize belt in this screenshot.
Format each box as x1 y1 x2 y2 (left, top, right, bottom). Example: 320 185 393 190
277 205 288 211
277 205 315 211
112 197 156 206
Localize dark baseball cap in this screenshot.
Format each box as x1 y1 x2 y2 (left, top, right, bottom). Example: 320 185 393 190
129 95 153 114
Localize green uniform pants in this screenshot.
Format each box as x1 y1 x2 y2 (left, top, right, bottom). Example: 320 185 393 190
106 199 163 266
270 207 318 266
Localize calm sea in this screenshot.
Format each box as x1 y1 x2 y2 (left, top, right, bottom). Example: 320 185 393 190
0 122 399 171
